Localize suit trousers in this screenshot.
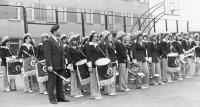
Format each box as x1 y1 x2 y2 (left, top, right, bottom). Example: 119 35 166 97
70 71 82 97
90 68 102 98
47 70 65 101
136 62 149 87
118 63 129 91
151 62 162 84
2 66 9 90
161 58 168 82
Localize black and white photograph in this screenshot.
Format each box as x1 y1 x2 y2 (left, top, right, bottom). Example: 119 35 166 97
0 0 200 107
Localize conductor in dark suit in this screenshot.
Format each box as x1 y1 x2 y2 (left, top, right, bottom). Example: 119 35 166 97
43 25 69 104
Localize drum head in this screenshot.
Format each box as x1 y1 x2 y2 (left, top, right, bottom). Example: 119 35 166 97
76 59 87 66
95 58 111 66
167 53 178 57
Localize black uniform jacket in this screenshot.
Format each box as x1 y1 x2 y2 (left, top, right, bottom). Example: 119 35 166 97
43 36 65 71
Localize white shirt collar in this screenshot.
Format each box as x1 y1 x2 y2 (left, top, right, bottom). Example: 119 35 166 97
51 35 58 42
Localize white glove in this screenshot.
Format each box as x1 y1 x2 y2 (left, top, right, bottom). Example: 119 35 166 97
149 57 152 62
180 54 184 59
132 59 137 63
86 61 92 68
66 64 74 71
11 56 16 59
19 59 23 63
0 58 2 63
65 58 68 64
115 60 118 67
145 57 148 61
6 57 11 62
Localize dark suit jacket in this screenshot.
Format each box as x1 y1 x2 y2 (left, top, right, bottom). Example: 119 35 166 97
181 40 190 51
132 42 147 62
64 44 72 65
160 41 171 58
85 42 101 67
43 36 65 71
18 44 35 59
0 46 12 66
36 43 45 61
148 42 159 63
172 41 184 55
115 41 127 63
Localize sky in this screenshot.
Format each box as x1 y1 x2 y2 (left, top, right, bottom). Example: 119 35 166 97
149 0 200 20
149 0 200 32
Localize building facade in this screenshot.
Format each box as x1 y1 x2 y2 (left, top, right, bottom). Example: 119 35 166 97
0 0 149 55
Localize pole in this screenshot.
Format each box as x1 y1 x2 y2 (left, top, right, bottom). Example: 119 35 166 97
176 20 179 33
165 19 168 32
105 15 108 30
23 6 28 33
123 16 126 33
81 12 85 37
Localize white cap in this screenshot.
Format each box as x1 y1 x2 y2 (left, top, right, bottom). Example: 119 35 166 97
116 31 125 38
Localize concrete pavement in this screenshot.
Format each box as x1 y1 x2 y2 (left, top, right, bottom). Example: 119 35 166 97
0 77 200 107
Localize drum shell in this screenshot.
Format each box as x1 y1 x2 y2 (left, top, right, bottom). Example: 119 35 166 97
167 55 180 72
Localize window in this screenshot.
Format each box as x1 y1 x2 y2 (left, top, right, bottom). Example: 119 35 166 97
58 7 67 22
108 11 114 25
127 13 134 25
8 2 21 20
121 13 128 25
85 9 94 24
46 5 56 22
138 0 148 3
77 8 82 23
26 4 35 21
100 11 105 24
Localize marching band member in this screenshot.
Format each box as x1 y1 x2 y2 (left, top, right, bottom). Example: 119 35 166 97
0 36 16 91
148 33 164 85
68 34 84 98
99 30 117 95
36 33 49 95
189 33 197 76
132 31 149 89
115 31 130 91
171 33 184 80
43 25 70 104
85 32 103 99
18 33 37 93
61 34 71 91
182 32 192 78
194 33 200 76
160 33 171 82
124 34 132 81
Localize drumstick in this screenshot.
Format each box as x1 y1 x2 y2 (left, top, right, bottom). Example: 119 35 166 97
53 71 69 82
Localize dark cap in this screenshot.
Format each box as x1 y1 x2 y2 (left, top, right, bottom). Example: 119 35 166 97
50 24 60 34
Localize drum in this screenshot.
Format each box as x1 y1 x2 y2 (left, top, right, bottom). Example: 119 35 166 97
23 57 37 77
7 60 23 77
36 60 48 82
167 53 180 72
95 58 115 86
95 58 111 66
76 59 90 85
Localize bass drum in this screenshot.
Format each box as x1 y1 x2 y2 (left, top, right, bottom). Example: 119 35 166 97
76 59 90 85
167 53 180 72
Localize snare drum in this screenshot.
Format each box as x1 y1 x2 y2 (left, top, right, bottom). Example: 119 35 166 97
167 53 180 72
76 59 90 85
95 58 111 66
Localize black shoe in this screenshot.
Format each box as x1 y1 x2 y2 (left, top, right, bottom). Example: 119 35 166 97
50 100 58 104
57 98 70 102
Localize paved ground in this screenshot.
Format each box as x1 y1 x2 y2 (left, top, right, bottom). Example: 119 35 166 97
0 76 200 107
